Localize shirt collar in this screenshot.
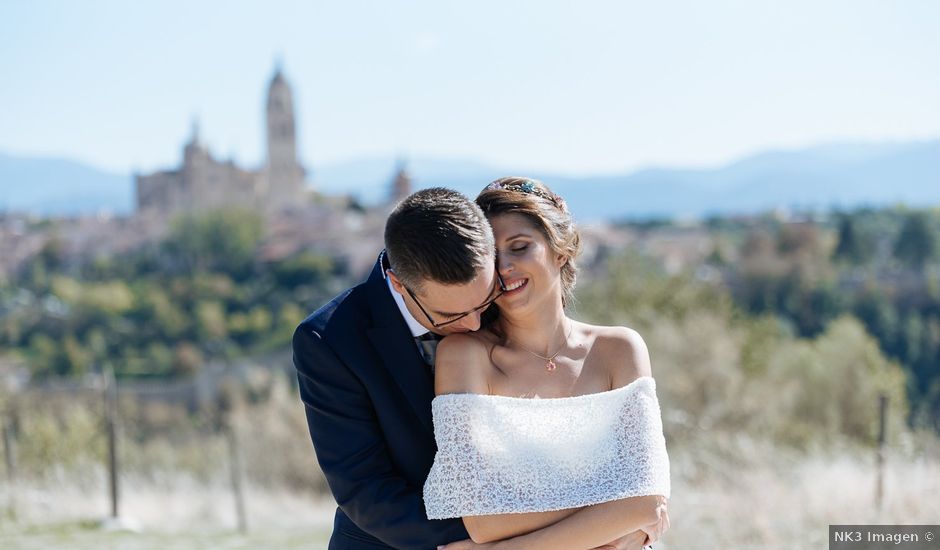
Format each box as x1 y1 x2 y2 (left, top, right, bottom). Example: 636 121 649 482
381 250 430 338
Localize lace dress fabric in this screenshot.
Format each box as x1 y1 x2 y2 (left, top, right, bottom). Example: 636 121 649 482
423 376 670 519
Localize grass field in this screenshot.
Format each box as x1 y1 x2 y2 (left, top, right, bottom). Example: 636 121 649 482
0 523 331 550
2 446 937 549
0 485 334 550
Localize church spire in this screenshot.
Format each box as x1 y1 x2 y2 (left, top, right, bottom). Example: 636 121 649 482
189 116 201 146
265 61 305 210
389 158 413 204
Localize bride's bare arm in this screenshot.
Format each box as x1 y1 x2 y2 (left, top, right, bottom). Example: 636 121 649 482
484 496 666 549
433 333 494 396
442 497 666 550
462 508 579 544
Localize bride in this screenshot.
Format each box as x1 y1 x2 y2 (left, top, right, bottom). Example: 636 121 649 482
424 178 671 550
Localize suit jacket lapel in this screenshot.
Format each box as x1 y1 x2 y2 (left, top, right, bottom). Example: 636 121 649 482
364 255 435 436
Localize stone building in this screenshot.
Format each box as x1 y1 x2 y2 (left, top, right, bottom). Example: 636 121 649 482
388 160 413 205
135 65 306 217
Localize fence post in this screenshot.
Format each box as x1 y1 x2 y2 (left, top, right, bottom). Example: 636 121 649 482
219 381 247 533
225 420 247 533
875 393 888 511
2 399 17 520
104 366 120 519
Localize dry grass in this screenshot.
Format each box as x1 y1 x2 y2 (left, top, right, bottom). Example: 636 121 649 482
662 441 940 549
0 480 334 549
2 444 937 549
2 370 937 548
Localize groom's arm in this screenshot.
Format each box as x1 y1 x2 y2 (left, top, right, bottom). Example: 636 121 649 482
293 324 469 549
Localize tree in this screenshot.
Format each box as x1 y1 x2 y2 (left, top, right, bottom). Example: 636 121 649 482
768 316 908 445
833 214 873 264
38 236 67 271
164 209 264 279
853 289 898 355
893 212 937 269
271 251 335 289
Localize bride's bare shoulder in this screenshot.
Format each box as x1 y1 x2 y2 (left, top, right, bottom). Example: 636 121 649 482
581 323 652 386
435 331 496 396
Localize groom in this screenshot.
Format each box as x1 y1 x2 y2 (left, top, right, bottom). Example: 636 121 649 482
293 188 651 549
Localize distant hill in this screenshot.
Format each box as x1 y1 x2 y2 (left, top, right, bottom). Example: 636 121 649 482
2 140 939 220
319 140 940 220
0 153 134 215
551 140 940 221
0 153 500 217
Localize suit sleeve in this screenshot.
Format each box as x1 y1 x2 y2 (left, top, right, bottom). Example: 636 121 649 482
293 324 469 549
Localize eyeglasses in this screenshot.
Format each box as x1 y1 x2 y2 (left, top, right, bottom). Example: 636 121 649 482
405 271 507 328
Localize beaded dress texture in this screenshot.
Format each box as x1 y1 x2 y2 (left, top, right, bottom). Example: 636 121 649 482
423 376 671 519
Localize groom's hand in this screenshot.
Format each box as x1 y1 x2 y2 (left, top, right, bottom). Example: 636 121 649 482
590 529 649 550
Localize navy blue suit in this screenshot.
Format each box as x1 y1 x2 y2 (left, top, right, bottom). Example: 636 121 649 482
293 254 470 549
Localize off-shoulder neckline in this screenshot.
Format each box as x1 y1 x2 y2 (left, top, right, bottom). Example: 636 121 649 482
433 375 655 404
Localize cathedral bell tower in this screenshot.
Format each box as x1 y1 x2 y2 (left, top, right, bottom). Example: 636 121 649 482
265 64 305 210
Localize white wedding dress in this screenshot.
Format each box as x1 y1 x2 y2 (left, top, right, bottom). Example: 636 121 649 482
423 376 670 520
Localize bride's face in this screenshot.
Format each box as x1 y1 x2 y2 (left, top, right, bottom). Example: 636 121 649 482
489 213 566 314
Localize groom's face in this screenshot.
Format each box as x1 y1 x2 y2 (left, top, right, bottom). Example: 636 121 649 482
388 256 500 335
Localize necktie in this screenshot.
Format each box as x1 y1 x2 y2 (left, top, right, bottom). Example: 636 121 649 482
416 331 443 367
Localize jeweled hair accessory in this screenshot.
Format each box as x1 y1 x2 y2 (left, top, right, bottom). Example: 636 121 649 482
484 179 567 211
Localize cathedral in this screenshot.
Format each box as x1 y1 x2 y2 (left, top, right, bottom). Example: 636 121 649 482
135 65 307 216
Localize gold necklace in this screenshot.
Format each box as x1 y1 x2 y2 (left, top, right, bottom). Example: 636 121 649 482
511 322 572 372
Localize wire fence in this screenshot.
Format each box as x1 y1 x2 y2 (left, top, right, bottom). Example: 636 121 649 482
0 362 329 531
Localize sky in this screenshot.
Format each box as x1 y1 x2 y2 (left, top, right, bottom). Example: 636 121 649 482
2 0 939 177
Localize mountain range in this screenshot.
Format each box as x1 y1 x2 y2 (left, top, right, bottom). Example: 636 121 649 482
2 139 938 221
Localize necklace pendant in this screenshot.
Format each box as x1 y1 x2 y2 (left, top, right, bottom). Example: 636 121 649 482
545 359 557 372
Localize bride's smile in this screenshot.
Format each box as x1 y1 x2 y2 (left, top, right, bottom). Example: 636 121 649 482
502 278 528 293
490 212 567 315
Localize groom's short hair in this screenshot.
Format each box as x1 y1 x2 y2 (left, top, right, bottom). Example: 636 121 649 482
385 187 494 292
